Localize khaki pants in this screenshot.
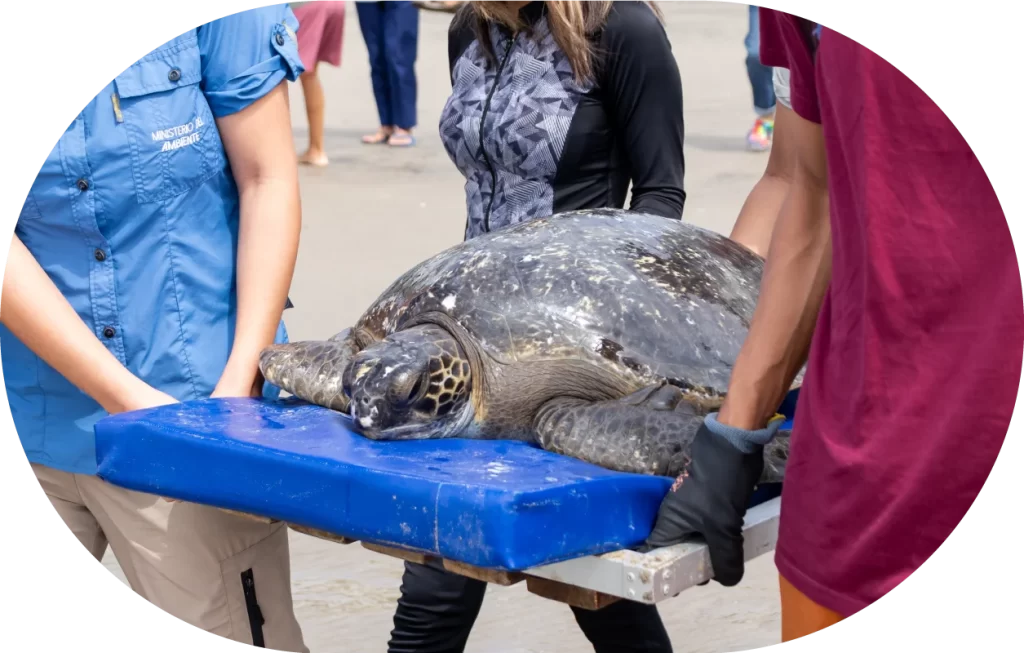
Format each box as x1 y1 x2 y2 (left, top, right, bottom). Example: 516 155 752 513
33 463 307 652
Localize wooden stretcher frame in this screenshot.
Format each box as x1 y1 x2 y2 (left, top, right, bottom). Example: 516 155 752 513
218 496 781 610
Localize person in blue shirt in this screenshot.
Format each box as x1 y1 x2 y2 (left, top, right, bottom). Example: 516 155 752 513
1 6 308 650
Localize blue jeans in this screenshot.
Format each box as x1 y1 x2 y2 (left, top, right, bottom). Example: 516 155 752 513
745 5 776 115
356 1 419 129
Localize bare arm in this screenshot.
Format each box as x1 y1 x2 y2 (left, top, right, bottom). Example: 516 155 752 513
0 235 175 413
212 82 301 397
729 101 800 256
717 110 831 430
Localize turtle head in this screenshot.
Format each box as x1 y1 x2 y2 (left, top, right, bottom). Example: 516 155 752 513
343 324 474 440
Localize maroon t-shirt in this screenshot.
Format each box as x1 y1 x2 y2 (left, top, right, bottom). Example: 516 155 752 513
759 10 1023 616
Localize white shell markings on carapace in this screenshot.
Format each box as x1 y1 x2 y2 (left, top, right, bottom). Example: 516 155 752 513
442 294 457 311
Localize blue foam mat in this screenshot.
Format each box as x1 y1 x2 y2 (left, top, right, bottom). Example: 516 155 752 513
95 390 798 571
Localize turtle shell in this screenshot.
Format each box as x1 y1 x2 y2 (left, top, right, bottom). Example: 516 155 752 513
356 209 784 403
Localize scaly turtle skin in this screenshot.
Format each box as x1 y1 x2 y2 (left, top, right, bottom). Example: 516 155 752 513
260 209 798 482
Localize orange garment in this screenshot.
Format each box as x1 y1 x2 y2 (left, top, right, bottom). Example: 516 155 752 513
779 574 844 642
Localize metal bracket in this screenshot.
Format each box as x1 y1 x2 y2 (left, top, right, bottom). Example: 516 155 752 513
522 497 781 604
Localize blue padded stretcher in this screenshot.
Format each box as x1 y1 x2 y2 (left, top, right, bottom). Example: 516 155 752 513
95 391 798 572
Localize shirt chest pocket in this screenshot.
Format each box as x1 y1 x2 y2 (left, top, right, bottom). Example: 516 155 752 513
16 128 68 224
114 40 226 204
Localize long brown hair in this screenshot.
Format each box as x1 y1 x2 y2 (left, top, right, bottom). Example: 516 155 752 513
457 1 663 83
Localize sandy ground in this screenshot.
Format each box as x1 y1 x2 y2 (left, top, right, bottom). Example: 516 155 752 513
103 2 784 651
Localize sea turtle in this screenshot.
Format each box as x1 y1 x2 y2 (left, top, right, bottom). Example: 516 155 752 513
259 209 797 482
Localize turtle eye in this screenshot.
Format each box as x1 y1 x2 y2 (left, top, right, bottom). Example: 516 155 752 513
405 377 424 404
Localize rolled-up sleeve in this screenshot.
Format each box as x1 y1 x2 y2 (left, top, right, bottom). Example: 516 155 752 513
758 9 820 124
197 4 305 117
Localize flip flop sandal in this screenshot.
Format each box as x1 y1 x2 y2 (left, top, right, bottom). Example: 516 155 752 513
414 1 460 13
387 133 416 148
362 131 392 145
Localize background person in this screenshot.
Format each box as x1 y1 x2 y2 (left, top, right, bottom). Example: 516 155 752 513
356 0 420 147
1 6 308 650
744 5 775 150
291 1 348 166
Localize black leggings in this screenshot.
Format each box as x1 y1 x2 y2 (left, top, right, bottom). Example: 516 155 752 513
387 559 674 653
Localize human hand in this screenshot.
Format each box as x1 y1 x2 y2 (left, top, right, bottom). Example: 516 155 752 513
109 383 178 415
644 413 784 587
211 363 265 399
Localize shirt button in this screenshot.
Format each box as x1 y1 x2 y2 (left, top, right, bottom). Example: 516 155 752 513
76 178 89 192
275 33 285 46
102 326 116 339
168 68 181 82
94 249 106 262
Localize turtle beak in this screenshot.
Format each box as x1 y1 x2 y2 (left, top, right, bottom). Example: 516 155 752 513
348 376 410 440
349 395 385 434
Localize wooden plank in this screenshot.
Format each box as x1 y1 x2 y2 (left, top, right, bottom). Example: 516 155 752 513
219 507 278 524
362 542 433 565
442 559 525 586
288 523 357 545
525 577 621 611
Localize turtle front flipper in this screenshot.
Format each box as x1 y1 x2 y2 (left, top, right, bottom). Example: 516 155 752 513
259 328 360 413
761 430 790 484
533 383 790 483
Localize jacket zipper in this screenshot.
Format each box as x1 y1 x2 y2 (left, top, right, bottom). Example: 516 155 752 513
479 36 515 234
240 569 266 648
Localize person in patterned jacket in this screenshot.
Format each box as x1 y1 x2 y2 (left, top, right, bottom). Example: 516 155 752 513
440 0 685 241
386 3 686 652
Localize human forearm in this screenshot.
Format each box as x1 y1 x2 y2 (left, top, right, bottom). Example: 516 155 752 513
215 83 301 394
644 162 828 578
0 236 173 413
221 178 300 390
718 179 831 430
730 103 799 256
730 173 791 257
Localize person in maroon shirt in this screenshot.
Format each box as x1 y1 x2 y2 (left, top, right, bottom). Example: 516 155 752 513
644 8 1023 642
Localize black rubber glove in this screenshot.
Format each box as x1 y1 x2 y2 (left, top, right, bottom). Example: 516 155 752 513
644 412 784 587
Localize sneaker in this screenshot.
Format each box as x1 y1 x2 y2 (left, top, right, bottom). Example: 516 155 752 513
747 116 774 151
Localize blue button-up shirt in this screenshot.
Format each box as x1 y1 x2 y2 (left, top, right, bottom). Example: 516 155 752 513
2 6 305 475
